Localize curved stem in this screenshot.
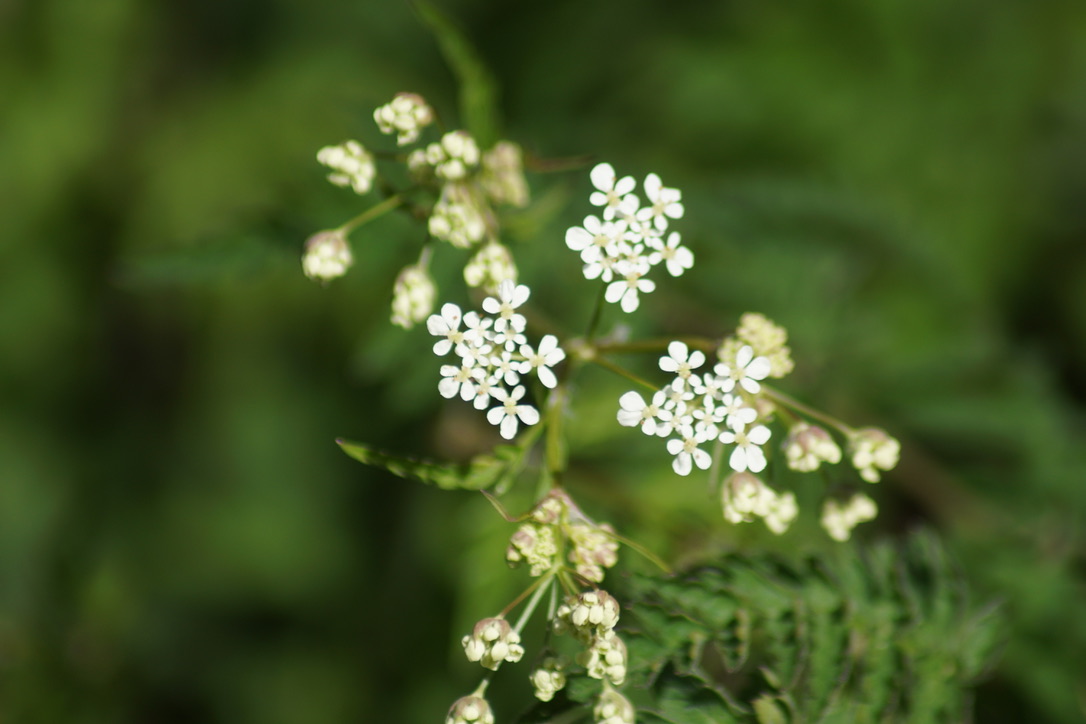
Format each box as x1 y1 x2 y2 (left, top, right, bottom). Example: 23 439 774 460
589 355 658 391
584 284 608 342
596 335 718 355
337 194 404 235
510 573 555 635
762 385 853 436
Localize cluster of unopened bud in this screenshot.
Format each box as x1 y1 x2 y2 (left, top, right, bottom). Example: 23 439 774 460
462 617 525 671
316 140 375 195
848 428 901 483
390 264 436 329
409 130 482 182
784 422 842 472
506 522 558 577
721 472 798 535
464 241 518 294
529 656 568 702
446 694 495 724
718 312 794 379
373 92 434 146
302 230 352 282
480 141 529 208
429 182 489 248
555 590 621 644
821 493 878 541
594 686 636 724
567 520 619 583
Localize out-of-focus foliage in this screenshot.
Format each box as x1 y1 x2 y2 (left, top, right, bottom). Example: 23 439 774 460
527 531 1001 723
2 0 1085 722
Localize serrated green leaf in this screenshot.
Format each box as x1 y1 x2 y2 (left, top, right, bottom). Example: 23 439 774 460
412 0 500 147
335 439 519 490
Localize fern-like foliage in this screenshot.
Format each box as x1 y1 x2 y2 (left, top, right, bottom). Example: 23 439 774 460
526 531 1001 724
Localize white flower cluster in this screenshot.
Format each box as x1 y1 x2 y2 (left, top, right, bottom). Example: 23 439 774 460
565 163 692 312
426 281 565 440
316 140 375 195
301 230 352 282
373 92 434 146
618 341 773 477
821 493 878 542
464 240 518 294
506 489 619 583
848 428 901 483
446 694 495 724
784 422 842 472
462 617 525 671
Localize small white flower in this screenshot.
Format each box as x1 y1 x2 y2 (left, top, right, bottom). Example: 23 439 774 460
605 259 655 312
714 344 772 394
316 140 375 195
487 385 539 439
659 341 706 383
667 424 713 476
373 92 434 146
519 334 566 388
647 230 694 277
588 163 639 220
301 230 352 282
438 363 480 401
637 172 684 231
719 423 772 473
427 303 464 356
481 280 530 333
717 393 757 431
616 389 673 437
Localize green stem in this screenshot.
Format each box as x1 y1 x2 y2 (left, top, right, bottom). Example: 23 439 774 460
596 335 718 355
584 284 608 343
762 385 853 436
589 355 658 391
507 572 555 634
337 194 404 235
545 385 568 479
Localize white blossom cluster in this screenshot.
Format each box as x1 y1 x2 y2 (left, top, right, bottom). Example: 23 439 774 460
529 656 568 703
390 264 436 329
565 163 693 312
616 314 900 540
594 687 636 724
618 341 773 477
426 281 565 440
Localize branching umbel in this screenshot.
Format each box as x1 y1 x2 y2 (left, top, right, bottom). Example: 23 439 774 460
305 84 914 722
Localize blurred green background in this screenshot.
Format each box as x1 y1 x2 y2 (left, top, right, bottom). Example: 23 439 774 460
2 0 1085 721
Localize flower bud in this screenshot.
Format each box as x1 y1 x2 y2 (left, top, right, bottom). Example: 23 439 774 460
848 428 900 482
784 422 842 472
446 694 495 724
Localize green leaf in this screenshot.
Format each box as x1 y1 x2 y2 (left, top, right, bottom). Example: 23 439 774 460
412 0 500 147
335 439 519 490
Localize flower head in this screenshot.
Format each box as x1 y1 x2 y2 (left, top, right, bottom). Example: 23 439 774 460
821 493 878 541
848 428 900 482
390 264 435 329
784 422 842 472
462 617 524 670
486 385 539 439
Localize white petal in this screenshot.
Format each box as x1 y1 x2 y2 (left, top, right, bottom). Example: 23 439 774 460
748 425 772 445
620 290 639 312
667 341 689 362
666 438 684 455
746 356 771 380
500 415 518 440
433 339 452 356
511 284 530 307
728 446 748 472
566 226 591 251
693 448 712 470
619 390 646 412
643 173 661 199
614 176 636 196
617 408 642 427
605 282 626 303
517 405 540 426
672 452 692 476
438 378 459 399
590 163 616 191
427 315 450 336
736 345 753 368
746 448 767 474
537 366 557 389
487 407 505 426
739 378 762 394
